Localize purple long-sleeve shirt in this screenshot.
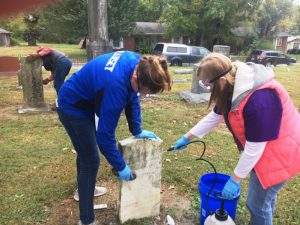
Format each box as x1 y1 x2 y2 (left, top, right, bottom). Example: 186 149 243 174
214 88 283 141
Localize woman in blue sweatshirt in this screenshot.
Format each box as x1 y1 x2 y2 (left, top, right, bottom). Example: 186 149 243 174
57 51 171 225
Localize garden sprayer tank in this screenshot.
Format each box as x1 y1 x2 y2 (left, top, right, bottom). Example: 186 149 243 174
204 193 236 225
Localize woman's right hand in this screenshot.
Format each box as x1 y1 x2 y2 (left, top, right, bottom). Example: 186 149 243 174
173 135 191 150
118 164 134 181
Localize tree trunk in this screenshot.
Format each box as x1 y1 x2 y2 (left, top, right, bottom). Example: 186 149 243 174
87 0 112 60
27 34 37 46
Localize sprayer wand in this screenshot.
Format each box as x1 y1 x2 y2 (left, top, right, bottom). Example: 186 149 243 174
167 140 218 216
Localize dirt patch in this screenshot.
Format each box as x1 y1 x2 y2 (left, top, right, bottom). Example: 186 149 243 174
44 180 198 225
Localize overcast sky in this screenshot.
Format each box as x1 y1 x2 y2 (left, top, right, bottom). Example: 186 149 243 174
294 0 300 5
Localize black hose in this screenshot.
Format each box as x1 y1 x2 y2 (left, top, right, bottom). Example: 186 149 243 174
168 140 218 216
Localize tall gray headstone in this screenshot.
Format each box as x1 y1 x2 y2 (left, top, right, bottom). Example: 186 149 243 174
87 0 112 60
191 63 210 94
179 63 210 104
118 137 163 223
18 57 48 113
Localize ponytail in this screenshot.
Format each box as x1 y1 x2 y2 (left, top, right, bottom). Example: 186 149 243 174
138 55 172 93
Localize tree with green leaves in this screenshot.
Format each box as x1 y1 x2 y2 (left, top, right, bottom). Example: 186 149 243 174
39 0 88 43
135 0 169 22
256 0 293 39
23 13 40 46
161 0 261 49
107 0 139 41
284 3 300 35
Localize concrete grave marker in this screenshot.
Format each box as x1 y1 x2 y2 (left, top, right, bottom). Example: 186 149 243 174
180 63 210 104
17 57 48 113
118 137 163 223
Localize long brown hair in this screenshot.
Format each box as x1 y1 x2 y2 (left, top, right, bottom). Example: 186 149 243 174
137 55 172 93
197 53 237 113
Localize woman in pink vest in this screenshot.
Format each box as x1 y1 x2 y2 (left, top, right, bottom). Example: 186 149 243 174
173 53 300 225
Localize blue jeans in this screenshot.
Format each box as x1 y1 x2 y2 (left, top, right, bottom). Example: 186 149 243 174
57 109 99 224
246 170 286 225
54 57 72 94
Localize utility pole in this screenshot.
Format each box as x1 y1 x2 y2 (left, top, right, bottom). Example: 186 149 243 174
87 0 112 60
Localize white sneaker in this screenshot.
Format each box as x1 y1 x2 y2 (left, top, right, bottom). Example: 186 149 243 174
74 186 107 201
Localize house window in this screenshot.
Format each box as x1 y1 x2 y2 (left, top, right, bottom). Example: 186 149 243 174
111 38 123 49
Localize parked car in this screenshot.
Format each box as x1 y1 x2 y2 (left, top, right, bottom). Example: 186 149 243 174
287 47 300 54
246 49 296 66
152 42 210 66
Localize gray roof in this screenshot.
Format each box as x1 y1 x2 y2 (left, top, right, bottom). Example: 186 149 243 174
278 32 290 37
287 36 300 42
0 28 12 34
133 22 167 35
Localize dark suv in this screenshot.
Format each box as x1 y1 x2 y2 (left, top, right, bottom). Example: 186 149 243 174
246 50 296 66
287 48 300 54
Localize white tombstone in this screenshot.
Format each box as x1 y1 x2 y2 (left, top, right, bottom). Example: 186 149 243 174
118 137 163 223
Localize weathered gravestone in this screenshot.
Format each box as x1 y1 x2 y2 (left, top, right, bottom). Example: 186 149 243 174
118 137 163 224
179 63 210 104
17 57 48 113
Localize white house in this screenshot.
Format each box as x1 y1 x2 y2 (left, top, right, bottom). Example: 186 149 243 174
287 36 300 50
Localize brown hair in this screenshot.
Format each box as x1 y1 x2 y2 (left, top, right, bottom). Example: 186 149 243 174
137 55 172 93
197 53 237 113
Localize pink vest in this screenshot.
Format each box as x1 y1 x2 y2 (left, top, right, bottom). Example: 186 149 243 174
228 79 300 189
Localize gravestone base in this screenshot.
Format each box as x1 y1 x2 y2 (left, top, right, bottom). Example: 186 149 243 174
180 90 210 104
17 105 50 114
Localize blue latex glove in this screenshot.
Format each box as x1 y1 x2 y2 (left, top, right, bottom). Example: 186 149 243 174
135 130 158 139
173 135 191 150
222 177 240 200
118 165 133 181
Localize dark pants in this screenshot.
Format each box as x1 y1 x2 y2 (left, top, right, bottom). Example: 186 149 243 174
54 57 72 94
57 109 99 224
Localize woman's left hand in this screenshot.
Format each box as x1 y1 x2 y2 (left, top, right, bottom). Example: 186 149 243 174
135 130 158 139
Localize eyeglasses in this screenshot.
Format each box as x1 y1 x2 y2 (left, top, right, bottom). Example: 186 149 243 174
198 66 232 90
199 79 211 90
208 66 232 83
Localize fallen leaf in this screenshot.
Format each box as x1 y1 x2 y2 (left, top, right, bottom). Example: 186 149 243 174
165 158 171 163
168 185 175 190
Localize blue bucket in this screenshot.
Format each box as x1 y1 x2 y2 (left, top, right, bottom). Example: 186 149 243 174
198 172 240 225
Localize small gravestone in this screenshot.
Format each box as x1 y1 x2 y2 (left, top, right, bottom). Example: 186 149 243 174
17 57 48 113
118 137 163 223
180 63 210 104
173 68 193 74
213 45 230 57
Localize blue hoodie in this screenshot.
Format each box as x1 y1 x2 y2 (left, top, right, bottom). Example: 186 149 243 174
58 51 142 171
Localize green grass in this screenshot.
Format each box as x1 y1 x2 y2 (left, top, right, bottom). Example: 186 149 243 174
0 42 87 58
288 54 300 62
1 45 300 225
